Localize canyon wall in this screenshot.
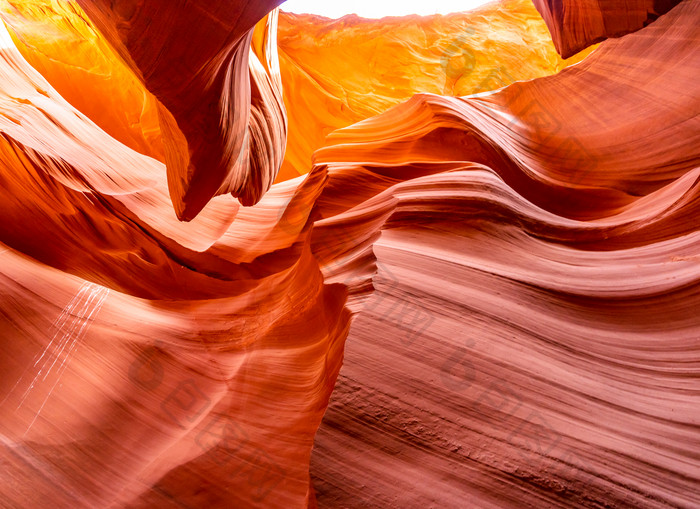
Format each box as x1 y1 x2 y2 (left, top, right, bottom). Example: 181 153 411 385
0 0 697 508
276 0 596 179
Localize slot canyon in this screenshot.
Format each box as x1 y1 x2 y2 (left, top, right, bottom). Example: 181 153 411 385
0 0 698 507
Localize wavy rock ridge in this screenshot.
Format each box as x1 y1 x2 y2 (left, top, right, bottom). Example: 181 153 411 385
309 1 700 505
0 0 698 508
276 0 596 179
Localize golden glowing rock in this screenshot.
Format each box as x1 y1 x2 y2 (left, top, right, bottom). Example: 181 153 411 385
1 0 163 161
3 0 288 221
276 0 595 180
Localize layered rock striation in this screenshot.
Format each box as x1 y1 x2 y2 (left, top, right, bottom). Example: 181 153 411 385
0 0 697 508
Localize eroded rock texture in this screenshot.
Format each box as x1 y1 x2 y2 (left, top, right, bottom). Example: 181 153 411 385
276 0 596 179
532 0 683 57
0 0 698 508
309 1 700 506
3 0 288 221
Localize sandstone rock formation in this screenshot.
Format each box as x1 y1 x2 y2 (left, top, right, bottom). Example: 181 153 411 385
3 0 288 221
276 0 596 179
0 0 697 508
532 0 682 57
309 1 700 505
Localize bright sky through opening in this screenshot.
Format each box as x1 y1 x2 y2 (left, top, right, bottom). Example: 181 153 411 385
282 0 492 18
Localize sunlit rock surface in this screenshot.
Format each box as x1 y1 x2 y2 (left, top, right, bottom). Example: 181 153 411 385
3 0 288 220
0 0 698 508
276 0 596 179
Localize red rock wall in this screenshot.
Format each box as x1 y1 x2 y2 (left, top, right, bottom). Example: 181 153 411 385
532 0 682 57
308 1 700 506
0 1 698 508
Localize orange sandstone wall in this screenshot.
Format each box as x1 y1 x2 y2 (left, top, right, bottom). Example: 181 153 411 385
0 1 697 508
276 0 595 180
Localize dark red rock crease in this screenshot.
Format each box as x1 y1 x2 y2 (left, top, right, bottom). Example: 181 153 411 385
532 0 683 57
